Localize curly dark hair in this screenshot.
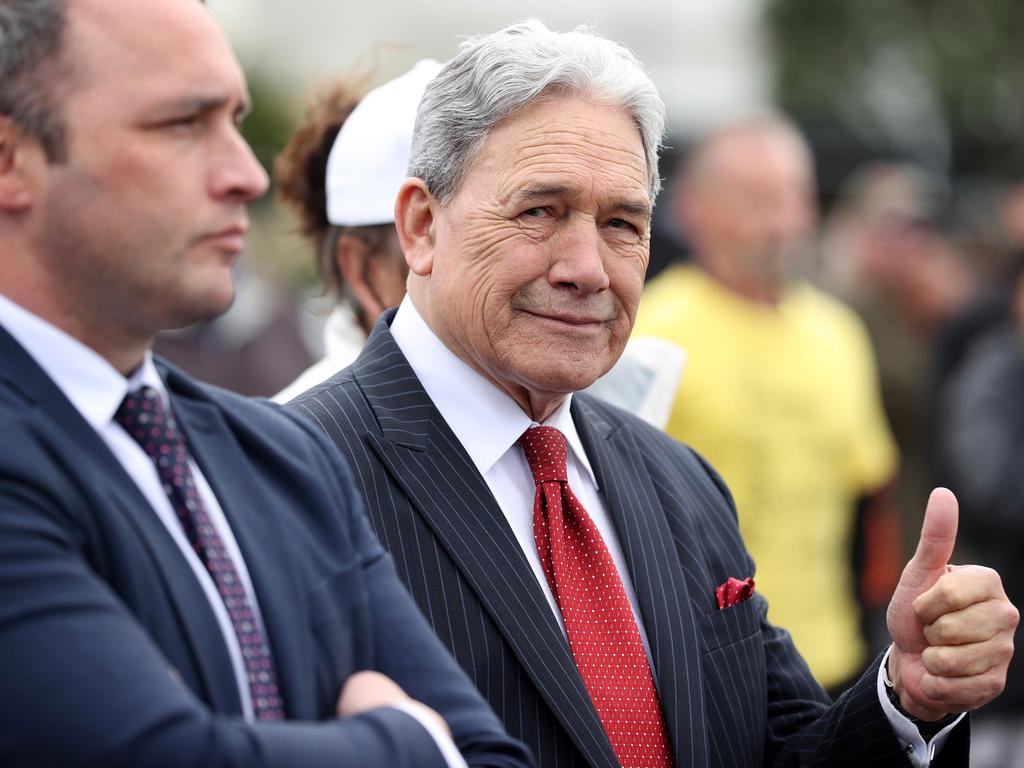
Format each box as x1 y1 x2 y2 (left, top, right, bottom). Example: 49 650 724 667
274 74 399 300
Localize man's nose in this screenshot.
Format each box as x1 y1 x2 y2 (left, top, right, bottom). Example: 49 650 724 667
210 127 270 203
549 218 610 296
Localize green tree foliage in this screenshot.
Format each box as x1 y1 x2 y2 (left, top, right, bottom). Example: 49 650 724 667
766 0 1024 174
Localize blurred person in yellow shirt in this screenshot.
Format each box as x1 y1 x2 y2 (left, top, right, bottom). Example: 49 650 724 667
636 117 900 694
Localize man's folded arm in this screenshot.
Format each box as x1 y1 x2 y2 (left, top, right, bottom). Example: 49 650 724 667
0 475 489 768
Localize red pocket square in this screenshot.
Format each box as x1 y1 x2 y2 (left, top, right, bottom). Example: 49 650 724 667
715 576 755 610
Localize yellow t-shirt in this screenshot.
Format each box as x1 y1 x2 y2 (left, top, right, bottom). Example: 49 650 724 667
635 265 898 688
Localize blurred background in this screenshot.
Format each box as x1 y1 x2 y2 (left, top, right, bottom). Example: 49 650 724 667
174 3 1024 760
179 0 1024 395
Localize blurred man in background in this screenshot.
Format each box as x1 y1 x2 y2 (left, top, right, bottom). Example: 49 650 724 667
636 117 902 695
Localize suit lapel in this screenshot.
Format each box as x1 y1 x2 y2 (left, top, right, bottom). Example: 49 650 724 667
572 395 710 768
170 387 313 719
0 327 242 715
352 327 621 768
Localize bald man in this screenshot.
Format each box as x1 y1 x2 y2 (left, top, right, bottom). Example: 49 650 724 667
636 118 901 694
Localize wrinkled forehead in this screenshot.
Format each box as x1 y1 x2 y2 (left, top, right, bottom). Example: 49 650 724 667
473 97 650 206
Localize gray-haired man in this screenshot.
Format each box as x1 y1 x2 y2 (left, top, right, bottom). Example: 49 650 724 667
290 19 1017 768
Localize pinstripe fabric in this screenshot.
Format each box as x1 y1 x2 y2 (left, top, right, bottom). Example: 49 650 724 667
287 313 970 768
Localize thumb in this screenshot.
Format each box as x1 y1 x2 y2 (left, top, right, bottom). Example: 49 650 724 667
905 488 958 582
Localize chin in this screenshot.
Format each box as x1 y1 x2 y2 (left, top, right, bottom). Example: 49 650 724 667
165 287 236 330
526 358 608 395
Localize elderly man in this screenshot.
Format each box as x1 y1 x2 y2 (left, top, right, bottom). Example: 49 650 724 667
0 1 534 766
289 20 1018 768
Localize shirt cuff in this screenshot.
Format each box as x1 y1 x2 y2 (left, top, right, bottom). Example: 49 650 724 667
877 645 966 767
389 701 469 768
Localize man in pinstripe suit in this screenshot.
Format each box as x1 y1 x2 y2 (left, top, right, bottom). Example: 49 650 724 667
288 20 1018 768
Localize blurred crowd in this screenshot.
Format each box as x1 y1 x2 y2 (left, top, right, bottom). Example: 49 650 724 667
154 49 1024 768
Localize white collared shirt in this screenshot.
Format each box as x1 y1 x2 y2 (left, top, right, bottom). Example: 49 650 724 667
390 296 652 656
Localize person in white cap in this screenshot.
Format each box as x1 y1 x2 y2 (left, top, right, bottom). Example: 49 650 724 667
274 60 442 403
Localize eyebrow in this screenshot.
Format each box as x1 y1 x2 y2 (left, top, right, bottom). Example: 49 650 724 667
506 184 652 220
149 92 252 121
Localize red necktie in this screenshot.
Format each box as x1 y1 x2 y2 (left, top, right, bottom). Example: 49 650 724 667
520 426 673 768
116 387 286 720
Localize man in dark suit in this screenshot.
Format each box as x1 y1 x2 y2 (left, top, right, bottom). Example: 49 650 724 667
288 19 1019 768
0 1 534 766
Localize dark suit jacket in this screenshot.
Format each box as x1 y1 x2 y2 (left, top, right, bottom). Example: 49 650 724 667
287 312 970 768
0 324 533 768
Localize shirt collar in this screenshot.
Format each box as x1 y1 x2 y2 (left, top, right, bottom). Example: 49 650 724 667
0 292 168 430
389 296 598 487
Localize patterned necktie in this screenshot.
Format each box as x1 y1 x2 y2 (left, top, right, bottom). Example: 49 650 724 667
520 426 673 768
115 386 286 720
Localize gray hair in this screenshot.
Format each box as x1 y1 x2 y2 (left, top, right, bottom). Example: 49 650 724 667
0 0 67 161
410 19 666 205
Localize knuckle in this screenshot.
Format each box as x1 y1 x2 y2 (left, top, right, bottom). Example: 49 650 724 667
933 578 963 609
925 616 952 645
978 673 1005 704
954 673 1006 711
922 647 955 676
990 675 1006 699
997 637 1015 664
980 565 1002 587
921 673 950 701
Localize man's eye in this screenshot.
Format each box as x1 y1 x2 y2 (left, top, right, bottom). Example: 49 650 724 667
607 218 638 232
164 114 203 131
521 207 549 218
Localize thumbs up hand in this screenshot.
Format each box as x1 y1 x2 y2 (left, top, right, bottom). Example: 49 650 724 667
886 488 1019 720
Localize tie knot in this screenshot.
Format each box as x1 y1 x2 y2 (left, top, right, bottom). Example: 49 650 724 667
115 386 182 456
520 426 568 484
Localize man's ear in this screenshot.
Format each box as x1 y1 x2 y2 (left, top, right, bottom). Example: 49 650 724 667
0 117 40 212
395 177 437 277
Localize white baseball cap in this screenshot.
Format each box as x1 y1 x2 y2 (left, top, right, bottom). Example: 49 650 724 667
325 59 443 227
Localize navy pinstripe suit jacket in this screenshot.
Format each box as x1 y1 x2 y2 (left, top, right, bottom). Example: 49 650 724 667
288 314 969 768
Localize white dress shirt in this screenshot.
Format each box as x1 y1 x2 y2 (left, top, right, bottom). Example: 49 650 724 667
391 296 653 659
391 295 962 767
0 293 468 768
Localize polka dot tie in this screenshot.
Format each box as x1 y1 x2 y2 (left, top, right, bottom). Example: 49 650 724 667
520 426 673 768
115 387 286 721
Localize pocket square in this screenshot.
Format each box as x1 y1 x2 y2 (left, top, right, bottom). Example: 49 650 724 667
715 576 755 610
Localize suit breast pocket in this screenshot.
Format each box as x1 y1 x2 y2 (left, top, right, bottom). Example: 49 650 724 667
697 597 760 653
308 565 369 712
696 599 768 767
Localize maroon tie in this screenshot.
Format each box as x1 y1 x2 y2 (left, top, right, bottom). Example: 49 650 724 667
520 426 673 768
115 386 286 720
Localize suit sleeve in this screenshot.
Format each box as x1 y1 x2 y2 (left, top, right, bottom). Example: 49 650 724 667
691 451 969 768
0 421 530 768
313 425 536 768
